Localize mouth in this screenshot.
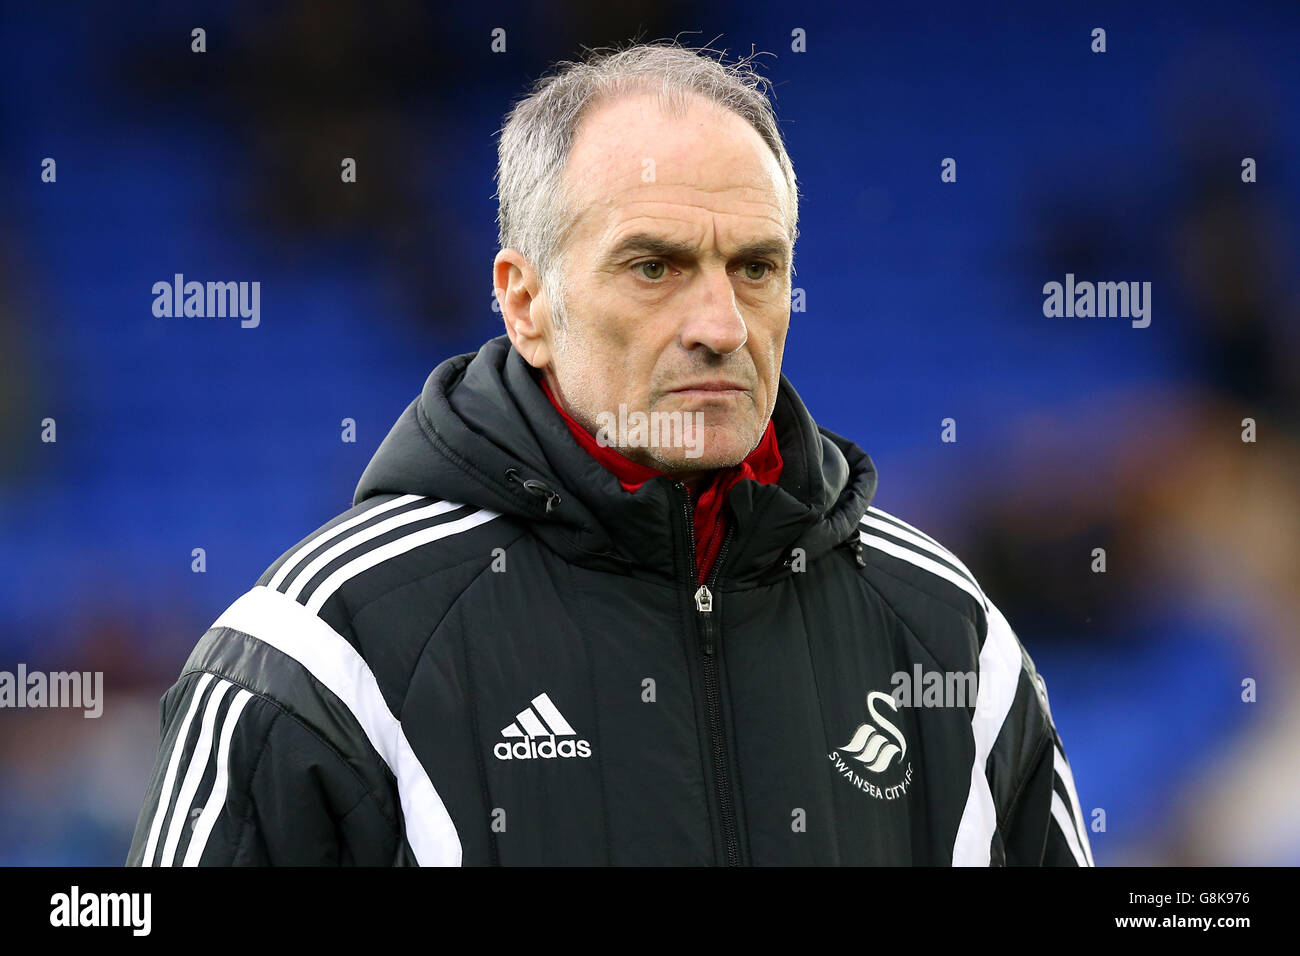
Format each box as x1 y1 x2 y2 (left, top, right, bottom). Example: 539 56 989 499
666 381 749 396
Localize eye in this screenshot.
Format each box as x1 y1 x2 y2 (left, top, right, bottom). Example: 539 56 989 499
740 261 772 281
637 260 668 280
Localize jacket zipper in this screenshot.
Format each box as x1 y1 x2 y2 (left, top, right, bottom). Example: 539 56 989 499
676 480 742 866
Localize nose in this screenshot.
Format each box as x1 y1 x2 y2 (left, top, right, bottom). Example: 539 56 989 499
678 268 748 356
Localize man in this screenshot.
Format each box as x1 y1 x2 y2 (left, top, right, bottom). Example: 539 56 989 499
127 42 1093 866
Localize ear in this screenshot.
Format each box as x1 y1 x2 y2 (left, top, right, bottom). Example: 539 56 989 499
494 249 553 370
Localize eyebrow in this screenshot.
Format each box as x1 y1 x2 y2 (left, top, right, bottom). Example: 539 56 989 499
600 232 790 268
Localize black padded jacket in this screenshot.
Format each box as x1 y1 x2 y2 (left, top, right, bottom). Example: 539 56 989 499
126 334 1094 867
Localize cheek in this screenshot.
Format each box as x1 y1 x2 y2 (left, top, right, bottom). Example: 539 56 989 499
753 310 788 365
756 318 788 411
589 301 674 387
566 322 645 406
771 329 788 368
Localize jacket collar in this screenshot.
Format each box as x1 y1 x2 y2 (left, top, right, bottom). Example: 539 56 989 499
536 373 783 495
354 334 878 588
537 372 785 584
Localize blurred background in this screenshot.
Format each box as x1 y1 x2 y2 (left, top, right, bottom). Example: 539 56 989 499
0 0 1297 865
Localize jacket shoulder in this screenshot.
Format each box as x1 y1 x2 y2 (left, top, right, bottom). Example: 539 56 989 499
256 493 512 617
857 504 989 621
241 491 522 698
178 493 518 759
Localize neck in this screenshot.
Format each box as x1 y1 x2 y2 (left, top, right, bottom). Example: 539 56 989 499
677 470 716 494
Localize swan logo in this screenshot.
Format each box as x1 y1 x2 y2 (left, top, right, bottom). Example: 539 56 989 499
829 691 913 800
840 692 907 770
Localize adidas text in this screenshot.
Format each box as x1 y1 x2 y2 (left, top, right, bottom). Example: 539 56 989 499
494 736 592 760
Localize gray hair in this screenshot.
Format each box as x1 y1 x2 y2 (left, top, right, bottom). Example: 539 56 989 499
494 40 800 326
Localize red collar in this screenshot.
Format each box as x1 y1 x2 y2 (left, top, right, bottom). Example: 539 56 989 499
538 375 783 583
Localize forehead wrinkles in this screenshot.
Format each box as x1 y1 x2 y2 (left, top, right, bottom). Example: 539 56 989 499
577 184 789 256
597 208 789 264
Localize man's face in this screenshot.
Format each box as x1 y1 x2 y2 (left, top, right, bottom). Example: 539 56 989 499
524 92 793 480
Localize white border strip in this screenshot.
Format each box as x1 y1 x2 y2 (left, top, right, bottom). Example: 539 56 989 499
160 679 233 866
183 688 254 866
861 514 985 604
867 506 944 550
951 600 1023 865
268 494 423 592
285 499 464 602
305 509 499 613
1054 745 1095 866
860 532 988 610
141 672 215 867
1051 792 1089 866
213 585 462 866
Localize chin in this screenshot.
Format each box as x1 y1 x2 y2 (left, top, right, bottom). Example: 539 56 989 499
656 432 754 474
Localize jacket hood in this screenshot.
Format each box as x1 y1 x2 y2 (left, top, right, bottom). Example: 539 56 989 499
354 334 878 587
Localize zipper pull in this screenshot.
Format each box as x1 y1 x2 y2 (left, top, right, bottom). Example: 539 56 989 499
694 585 716 655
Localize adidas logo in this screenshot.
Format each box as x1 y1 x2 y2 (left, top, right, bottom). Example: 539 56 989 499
493 692 592 760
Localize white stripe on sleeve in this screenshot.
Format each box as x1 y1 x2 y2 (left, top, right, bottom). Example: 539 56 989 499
183 688 255 866
860 531 988 611
267 494 422 592
304 508 499 613
159 678 233 866
1050 791 1090 866
1054 745 1095 865
284 499 464 601
861 514 986 604
212 585 462 866
141 672 216 867
951 600 1023 865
